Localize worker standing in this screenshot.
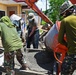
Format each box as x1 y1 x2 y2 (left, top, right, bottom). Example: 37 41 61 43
0 16 28 75
58 1 76 75
26 13 39 48
10 14 26 46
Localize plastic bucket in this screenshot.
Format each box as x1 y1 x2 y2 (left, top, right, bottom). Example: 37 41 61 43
0 48 4 66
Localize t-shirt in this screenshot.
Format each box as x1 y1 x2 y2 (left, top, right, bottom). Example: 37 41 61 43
58 15 76 54
0 22 23 52
28 19 38 31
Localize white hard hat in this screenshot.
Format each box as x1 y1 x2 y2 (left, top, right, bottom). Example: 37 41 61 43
10 14 21 21
10 14 22 26
60 1 73 15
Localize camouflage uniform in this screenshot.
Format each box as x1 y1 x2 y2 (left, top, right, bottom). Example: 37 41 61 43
4 49 26 75
0 16 27 75
61 54 76 75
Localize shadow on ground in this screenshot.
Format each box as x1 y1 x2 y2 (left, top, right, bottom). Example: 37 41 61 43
34 51 55 74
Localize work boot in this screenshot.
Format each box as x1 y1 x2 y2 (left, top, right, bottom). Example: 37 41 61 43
20 63 29 70
6 70 15 75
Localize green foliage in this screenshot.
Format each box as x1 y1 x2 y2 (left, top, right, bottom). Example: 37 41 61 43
45 0 66 23
41 20 46 25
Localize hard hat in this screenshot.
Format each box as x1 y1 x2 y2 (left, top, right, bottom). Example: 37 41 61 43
10 14 21 21
10 14 21 26
60 1 73 15
27 13 35 20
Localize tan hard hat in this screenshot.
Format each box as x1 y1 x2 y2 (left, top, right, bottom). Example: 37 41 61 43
27 13 35 20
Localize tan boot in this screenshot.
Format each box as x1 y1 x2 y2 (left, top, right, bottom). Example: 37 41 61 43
20 63 29 70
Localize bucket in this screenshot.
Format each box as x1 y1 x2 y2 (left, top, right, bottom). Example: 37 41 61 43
0 48 4 66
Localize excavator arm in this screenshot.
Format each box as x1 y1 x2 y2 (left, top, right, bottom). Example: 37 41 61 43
14 0 53 26
70 0 76 4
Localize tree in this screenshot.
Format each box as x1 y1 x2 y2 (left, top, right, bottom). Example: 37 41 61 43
46 0 66 23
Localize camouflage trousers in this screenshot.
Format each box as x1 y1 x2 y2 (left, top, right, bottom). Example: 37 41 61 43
61 54 76 75
4 49 26 71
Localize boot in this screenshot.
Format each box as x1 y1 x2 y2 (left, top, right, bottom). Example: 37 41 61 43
6 70 15 75
20 63 29 70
